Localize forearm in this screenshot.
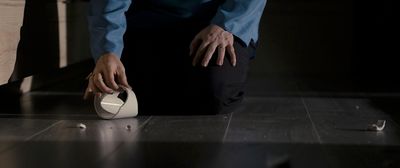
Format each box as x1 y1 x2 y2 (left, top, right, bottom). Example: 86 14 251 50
210 0 267 46
87 0 132 61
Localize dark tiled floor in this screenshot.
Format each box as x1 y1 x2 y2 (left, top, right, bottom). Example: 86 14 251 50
0 77 400 168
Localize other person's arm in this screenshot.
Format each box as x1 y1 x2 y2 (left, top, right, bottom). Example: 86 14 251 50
190 0 267 67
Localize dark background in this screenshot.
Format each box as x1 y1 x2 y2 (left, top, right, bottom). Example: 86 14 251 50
2 0 399 94
253 0 398 93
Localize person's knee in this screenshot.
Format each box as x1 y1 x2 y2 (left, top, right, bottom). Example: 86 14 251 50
215 89 245 114
193 85 245 114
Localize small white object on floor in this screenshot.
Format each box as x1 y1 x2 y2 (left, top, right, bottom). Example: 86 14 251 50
126 125 131 130
77 123 86 129
355 105 360 110
368 120 386 131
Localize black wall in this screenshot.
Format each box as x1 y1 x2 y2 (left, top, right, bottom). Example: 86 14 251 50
251 0 398 92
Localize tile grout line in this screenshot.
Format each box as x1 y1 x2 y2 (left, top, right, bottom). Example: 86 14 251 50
295 82 323 144
300 96 323 144
222 113 233 142
139 116 153 129
24 120 63 141
300 96 340 167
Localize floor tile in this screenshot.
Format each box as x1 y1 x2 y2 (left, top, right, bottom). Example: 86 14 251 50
226 115 318 143
238 97 308 118
136 115 230 142
0 116 150 168
310 115 400 145
0 118 59 152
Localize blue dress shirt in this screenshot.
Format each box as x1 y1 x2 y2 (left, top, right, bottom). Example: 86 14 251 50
88 0 267 61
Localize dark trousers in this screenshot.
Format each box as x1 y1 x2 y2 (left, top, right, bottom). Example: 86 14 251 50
121 7 256 115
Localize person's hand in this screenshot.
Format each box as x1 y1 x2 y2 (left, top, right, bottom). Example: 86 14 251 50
190 24 236 67
83 53 130 99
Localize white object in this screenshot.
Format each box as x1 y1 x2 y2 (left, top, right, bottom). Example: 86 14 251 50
77 123 86 129
94 86 138 119
368 120 386 131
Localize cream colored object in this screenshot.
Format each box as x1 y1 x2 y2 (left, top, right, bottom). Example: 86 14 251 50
76 123 87 129
0 1 25 85
94 87 138 119
368 120 386 131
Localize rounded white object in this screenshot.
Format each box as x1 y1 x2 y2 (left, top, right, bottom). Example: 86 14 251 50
94 86 138 119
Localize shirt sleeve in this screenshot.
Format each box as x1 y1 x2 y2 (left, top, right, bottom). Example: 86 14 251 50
87 0 132 61
210 0 267 46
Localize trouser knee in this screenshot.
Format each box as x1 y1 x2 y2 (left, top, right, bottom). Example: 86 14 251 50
191 84 245 114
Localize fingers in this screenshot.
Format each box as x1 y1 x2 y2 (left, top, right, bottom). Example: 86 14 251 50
193 43 235 67
189 37 201 56
201 43 218 67
83 75 100 99
83 53 132 100
83 84 92 100
117 68 131 89
104 71 119 90
191 25 237 67
193 42 209 66
83 71 130 100
227 45 237 66
93 73 114 94
217 46 226 66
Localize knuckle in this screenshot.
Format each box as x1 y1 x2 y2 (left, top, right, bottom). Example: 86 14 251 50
105 65 114 71
209 42 217 48
118 67 126 73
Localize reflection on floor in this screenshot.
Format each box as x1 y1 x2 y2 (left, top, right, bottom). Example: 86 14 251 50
0 77 399 168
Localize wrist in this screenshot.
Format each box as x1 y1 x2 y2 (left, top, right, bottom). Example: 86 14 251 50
98 52 119 61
